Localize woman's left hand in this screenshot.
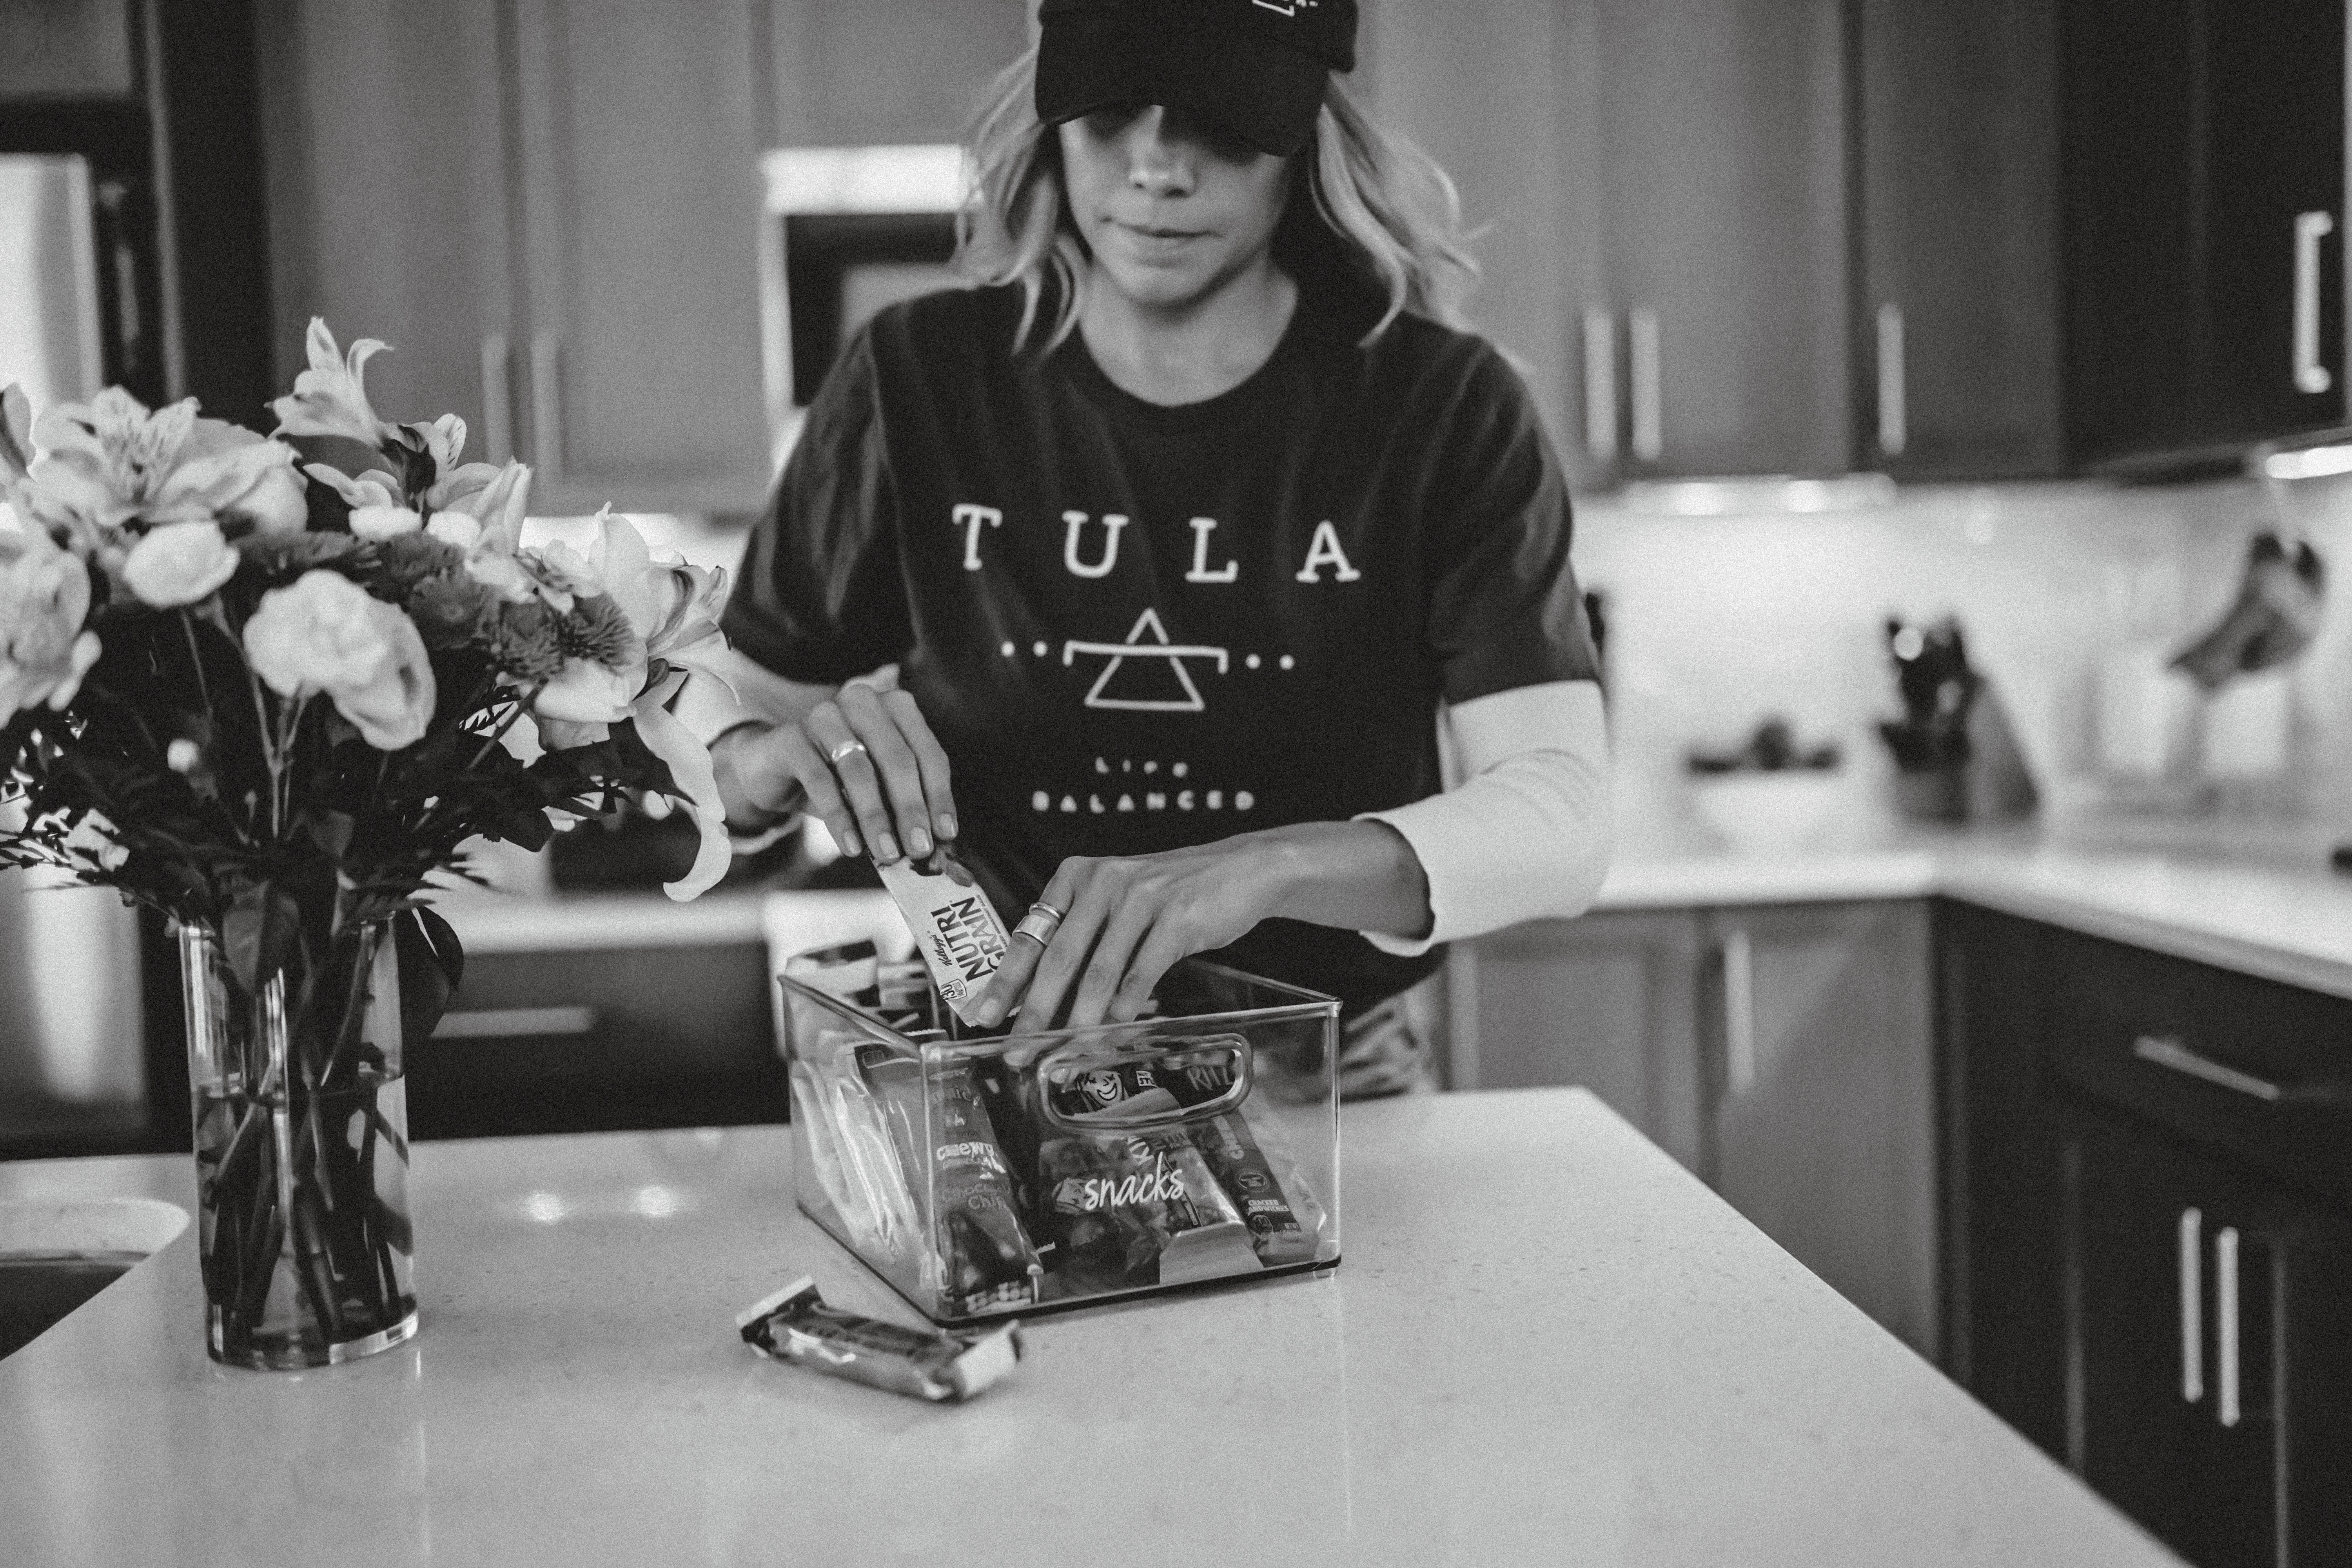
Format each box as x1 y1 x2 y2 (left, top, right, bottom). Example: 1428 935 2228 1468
972 835 1294 1034
971 822 1431 1033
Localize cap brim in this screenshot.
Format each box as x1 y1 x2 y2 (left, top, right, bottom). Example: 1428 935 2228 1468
1036 11 1327 157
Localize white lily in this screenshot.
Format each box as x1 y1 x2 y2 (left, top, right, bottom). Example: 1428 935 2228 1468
16 386 305 548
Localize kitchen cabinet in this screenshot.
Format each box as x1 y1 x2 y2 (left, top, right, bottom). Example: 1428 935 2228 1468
258 0 773 516
1940 906 2352 1568
408 940 786 1140
1449 910 1705 1169
1454 899 1936 1356
1855 0 2064 478
1706 900 1937 1355
1365 0 2062 484
2059 0 2348 472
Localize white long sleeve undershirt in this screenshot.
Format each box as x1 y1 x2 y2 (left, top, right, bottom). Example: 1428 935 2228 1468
1356 680 1613 956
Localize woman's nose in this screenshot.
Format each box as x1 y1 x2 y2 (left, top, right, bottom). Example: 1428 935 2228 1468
1124 106 1194 194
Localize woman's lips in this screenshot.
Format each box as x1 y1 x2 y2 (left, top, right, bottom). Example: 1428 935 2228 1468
1111 220 1207 253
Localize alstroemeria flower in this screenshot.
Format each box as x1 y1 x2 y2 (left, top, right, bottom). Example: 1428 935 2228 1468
270 319 398 449
526 510 732 899
350 505 423 541
0 526 101 722
121 521 239 607
15 388 306 547
244 570 436 750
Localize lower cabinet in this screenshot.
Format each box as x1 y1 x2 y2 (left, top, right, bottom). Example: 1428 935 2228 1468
1454 899 1937 1356
407 942 788 1140
1943 906 2352 1568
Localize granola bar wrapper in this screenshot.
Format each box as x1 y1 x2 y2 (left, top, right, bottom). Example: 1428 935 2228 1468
1191 1105 1331 1267
876 850 1010 1025
857 1047 1044 1316
736 1276 1021 1403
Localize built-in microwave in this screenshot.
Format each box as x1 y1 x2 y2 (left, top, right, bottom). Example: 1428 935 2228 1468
760 145 965 460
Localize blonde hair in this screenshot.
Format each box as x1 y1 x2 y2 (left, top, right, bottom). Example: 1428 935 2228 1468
956 48 1479 350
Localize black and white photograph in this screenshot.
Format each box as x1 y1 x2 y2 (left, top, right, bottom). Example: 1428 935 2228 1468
1 1 2348 1563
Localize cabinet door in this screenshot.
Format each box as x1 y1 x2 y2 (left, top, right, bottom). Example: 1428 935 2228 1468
1857 0 2063 478
1453 910 1704 1172
256 0 516 454
510 0 773 515
2058 0 2207 468
1356 0 1607 483
1592 0 1851 477
1936 900 2068 1459
2199 0 2347 448
1707 901 1937 1355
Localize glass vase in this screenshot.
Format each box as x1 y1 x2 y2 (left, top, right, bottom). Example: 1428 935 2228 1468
180 920 419 1369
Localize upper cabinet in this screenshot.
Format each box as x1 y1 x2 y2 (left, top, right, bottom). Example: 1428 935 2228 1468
507 0 771 515
2061 0 2348 474
1363 0 2059 485
261 0 772 517
1857 0 2065 479
1587 0 1853 481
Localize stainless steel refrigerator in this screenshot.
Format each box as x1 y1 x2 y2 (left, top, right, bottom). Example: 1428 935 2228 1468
0 153 150 1160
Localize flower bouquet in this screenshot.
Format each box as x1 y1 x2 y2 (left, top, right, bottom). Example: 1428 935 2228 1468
0 321 734 1368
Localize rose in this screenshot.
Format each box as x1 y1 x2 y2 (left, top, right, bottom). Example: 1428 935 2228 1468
121 521 238 607
0 529 101 722
243 570 437 750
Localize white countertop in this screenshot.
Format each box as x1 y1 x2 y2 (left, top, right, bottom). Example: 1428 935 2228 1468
431 817 2352 1004
1 1090 2176 1567
1596 818 2352 1000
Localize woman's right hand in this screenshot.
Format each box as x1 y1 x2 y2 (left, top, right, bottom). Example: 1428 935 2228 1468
760 684 958 864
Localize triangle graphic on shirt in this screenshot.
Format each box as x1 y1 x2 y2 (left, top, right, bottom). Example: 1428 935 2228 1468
1063 608 1230 713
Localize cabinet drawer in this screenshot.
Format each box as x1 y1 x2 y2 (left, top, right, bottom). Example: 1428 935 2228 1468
2045 929 2352 1210
408 944 786 1139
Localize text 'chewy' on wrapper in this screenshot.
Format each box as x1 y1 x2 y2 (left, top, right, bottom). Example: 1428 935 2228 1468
875 849 1009 1024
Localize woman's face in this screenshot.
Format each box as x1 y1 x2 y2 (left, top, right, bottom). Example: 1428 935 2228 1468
1057 104 1293 312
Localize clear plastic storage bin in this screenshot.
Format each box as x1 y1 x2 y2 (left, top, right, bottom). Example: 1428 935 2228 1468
779 947 1341 1324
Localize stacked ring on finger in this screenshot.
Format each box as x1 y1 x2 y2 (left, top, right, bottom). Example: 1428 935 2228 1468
826 737 868 764
1012 900 1065 946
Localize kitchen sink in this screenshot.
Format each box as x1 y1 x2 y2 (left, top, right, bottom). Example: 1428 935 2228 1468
0 1199 187 1359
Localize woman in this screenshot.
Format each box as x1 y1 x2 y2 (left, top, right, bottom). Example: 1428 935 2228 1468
707 0 1611 1096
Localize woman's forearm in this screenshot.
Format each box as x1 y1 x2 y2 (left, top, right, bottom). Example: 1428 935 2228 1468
1256 819 1434 941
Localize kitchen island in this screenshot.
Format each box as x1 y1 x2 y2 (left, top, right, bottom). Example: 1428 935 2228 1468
1 1089 2177 1566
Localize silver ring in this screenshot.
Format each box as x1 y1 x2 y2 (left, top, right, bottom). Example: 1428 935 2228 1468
1012 901 1064 946
825 737 867 765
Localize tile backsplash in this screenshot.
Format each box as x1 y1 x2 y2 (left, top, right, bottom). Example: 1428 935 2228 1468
1570 480 2301 853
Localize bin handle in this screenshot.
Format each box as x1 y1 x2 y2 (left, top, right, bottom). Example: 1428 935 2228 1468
1035 1035 1254 1133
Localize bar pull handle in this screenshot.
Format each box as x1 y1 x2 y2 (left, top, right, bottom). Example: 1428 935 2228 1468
1722 925 1756 1098
2215 1225 2241 1427
2179 1207 2203 1403
480 332 514 465
2295 211 2335 396
1876 303 1907 457
1582 308 1619 463
433 1005 597 1040
531 330 565 481
2132 1035 2283 1103
1629 306 1663 463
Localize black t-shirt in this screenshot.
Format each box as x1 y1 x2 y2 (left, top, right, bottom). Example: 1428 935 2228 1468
724 279 1599 1015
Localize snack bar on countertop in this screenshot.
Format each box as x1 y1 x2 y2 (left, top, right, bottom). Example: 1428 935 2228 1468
736 1276 1022 1403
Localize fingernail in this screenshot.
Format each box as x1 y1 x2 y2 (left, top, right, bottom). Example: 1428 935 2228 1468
973 999 1001 1027
937 812 957 839
908 826 933 857
876 833 899 862
839 828 862 856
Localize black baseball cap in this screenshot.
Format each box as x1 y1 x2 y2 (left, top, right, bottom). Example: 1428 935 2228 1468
1036 0 1358 158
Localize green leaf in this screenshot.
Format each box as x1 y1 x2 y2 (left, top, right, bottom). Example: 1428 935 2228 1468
223 882 303 993
395 906 464 1046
